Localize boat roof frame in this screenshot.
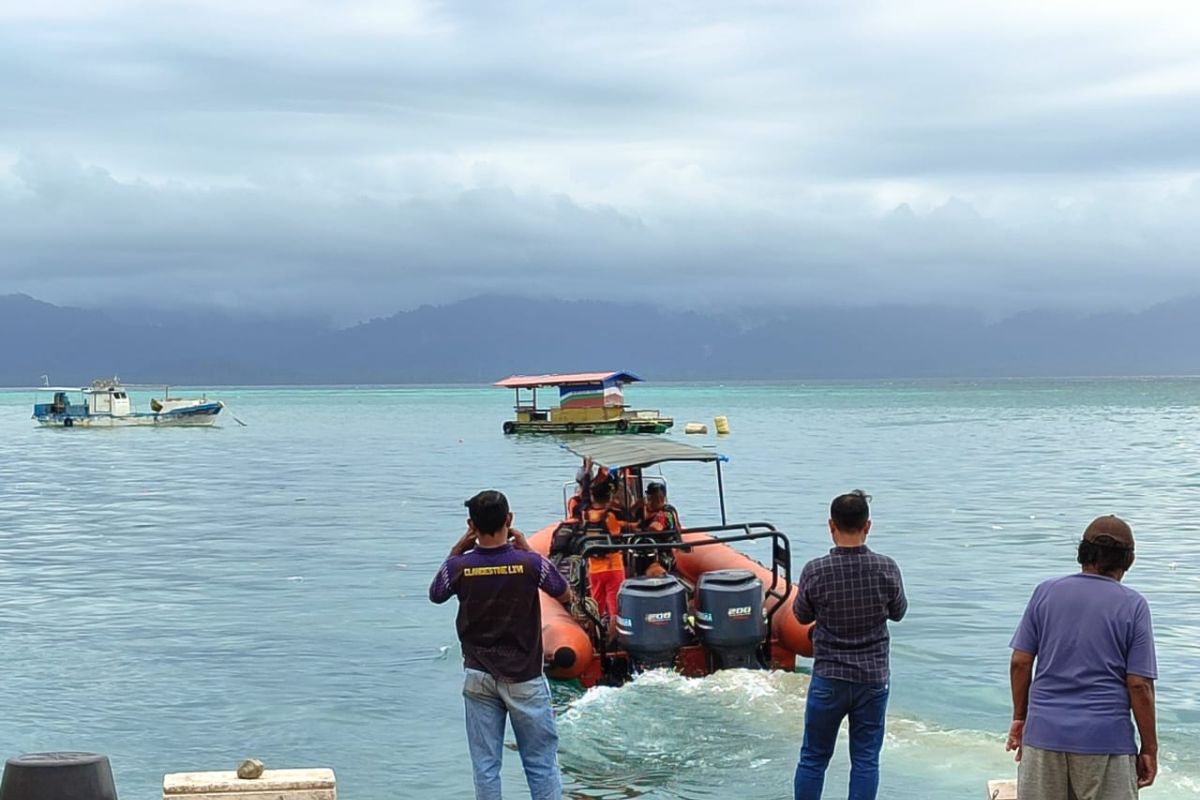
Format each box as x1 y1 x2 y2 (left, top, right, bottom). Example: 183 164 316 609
561 436 724 469
33 381 184 394
561 436 730 524
35 386 133 394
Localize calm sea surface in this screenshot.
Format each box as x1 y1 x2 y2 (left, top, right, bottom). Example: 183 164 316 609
1 381 1198 799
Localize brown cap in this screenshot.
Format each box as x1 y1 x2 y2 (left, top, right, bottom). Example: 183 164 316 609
1083 515 1134 549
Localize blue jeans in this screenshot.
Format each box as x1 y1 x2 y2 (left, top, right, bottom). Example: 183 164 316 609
463 668 562 800
794 674 890 800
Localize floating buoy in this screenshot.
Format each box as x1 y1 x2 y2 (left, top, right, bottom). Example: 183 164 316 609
714 415 730 435
684 423 708 435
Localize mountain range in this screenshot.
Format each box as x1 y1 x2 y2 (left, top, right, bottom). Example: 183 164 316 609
3 292 1199 386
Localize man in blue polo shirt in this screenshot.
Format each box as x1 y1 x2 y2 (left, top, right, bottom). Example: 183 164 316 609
1007 515 1158 799
792 490 907 800
430 490 573 800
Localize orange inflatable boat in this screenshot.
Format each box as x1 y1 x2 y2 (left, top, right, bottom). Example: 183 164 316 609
531 437 814 687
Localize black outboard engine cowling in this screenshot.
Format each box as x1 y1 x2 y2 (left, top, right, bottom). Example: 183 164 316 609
696 569 766 670
617 576 688 671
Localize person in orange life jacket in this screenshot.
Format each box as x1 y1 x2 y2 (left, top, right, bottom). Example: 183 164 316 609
571 456 615 520
634 482 680 578
583 480 625 624
567 485 583 521
641 482 681 532
610 480 643 533
568 458 590 520
575 461 635 527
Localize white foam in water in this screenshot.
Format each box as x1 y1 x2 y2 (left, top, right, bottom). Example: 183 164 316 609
557 671 1200 800
558 671 805 798
1169 774 1200 793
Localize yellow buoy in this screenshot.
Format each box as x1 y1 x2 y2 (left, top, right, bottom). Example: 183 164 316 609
714 415 730 435
684 422 708 435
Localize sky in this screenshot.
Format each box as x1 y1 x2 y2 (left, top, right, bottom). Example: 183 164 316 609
2 0 1200 324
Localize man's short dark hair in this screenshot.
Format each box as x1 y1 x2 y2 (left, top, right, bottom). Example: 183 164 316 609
465 490 509 535
645 482 666 497
591 481 612 503
1077 535 1134 574
831 490 871 532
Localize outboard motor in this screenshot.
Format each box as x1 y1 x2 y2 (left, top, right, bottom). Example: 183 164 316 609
617 576 688 671
696 569 766 670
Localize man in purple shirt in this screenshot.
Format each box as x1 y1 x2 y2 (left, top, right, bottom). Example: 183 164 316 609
792 490 907 800
430 490 573 800
1007 515 1158 799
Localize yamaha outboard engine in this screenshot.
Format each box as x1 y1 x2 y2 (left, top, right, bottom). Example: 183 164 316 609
617 576 688 671
696 569 765 670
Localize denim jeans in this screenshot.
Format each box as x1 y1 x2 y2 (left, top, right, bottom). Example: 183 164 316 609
463 668 562 800
794 674 890 800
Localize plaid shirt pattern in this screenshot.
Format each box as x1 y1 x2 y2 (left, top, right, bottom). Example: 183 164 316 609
793 545 907 685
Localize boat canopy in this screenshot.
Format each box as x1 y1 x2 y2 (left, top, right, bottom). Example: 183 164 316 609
34 386 124 395
495 371 642 389
562 436 725 469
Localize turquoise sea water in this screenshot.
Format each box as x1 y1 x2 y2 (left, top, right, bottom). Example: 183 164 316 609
1 380 1198 799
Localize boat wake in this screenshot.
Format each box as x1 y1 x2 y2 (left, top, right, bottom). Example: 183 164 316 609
555 670 806 799
553 670 1200 800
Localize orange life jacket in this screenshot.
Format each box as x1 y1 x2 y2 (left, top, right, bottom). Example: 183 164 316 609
583 507 624 573
642 504 681 532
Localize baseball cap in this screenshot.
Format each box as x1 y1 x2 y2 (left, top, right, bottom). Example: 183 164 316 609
1082 515 1134 549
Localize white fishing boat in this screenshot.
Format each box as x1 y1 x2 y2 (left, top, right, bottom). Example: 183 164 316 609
32 377 224 428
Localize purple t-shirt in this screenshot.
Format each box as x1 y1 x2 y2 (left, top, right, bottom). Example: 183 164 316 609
429 543 568 682
1010 573 1157 755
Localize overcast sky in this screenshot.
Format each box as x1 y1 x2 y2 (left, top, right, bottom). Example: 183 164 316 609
2 1 1200 323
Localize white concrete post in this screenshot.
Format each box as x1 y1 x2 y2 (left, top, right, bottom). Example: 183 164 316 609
163 767 336 800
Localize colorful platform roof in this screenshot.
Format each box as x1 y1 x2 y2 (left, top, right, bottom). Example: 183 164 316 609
494 371 642 389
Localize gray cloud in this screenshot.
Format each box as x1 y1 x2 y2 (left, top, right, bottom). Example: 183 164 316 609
2 1 1200 323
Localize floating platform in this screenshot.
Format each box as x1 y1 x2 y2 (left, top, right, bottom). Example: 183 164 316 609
496 371 673 435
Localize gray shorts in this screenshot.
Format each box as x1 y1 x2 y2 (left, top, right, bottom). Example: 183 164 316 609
1018 745 1138 800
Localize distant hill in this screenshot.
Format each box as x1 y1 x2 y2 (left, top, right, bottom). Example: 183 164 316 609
0 293 324 386
3 292 1200 386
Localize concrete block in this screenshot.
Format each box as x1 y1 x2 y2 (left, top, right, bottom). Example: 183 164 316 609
987 778 1017 799
163 768 336 800
164 791 332 800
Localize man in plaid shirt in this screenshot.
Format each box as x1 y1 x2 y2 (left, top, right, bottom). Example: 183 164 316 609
792 490 907 800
